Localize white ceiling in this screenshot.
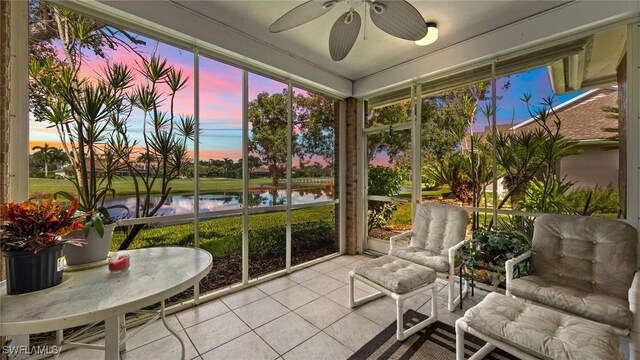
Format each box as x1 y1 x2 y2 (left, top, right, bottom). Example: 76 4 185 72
171 0 569 80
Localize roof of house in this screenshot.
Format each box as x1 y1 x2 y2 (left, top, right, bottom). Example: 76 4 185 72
511 87 618 142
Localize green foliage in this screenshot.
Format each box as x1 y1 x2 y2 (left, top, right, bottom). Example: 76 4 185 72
367 166 406 231
567 185 620 216
425 152 473 203
219 221 336 257
461 227 531 286
519 175 576 214
518 175 620 216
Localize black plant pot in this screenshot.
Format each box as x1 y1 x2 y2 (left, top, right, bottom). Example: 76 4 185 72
3 244 64 295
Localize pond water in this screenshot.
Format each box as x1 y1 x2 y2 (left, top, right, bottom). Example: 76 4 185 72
103 188 334 218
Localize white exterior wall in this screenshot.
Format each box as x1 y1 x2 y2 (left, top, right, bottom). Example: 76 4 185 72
560 147 619 189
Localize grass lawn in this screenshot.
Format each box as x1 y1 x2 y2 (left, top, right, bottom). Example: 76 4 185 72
29 177 331 198
111 205 336 257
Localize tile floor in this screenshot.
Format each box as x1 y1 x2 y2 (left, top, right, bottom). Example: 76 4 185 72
53 255 487 360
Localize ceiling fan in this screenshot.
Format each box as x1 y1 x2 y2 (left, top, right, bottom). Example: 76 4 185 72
269 0 428 61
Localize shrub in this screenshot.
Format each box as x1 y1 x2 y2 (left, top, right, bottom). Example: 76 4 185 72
367 165 406 230
207 221 336 257
567 185 620 216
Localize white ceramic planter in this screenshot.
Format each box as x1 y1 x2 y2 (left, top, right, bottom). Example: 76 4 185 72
64 223 115 266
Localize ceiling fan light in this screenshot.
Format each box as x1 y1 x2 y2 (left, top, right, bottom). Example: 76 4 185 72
415 22 438 46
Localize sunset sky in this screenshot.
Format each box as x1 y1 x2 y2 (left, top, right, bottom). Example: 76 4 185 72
30 31 582 165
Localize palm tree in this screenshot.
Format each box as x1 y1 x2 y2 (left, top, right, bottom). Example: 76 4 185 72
32 143 65 177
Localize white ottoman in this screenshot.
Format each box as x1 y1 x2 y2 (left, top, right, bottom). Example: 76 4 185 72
349 255 438 340
455 292 622 360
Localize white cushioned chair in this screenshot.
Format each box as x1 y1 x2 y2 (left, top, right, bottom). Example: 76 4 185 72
389 202 469 312
506 214 640 358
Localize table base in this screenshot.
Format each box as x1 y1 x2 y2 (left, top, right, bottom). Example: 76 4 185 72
53 300 185 360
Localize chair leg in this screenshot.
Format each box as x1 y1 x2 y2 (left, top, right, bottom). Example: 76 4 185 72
349 271 384 309
449 273 469 312
630 330 640 360
349 271 355 308
396 297 405 341
396 286 438 341
455 319 465 360
448 274 454 312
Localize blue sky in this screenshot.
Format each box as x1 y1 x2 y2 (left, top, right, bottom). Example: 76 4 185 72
478 67 583 131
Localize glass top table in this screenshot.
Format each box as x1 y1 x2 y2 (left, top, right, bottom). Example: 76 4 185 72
1 247 213 359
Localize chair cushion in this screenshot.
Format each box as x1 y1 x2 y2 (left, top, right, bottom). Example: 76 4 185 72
389 246 449 273
509 275 632 329
531 214 637 300
354 255 437 294
463 292 622 360
410 203 468 256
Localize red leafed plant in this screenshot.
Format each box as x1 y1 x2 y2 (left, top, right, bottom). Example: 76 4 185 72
1 198 87 253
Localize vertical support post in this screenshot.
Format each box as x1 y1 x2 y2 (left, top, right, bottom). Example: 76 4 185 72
491 60 498 223
412 84 422 216
242 70 249 284
626 22 640 360
356 100 366 253
193 48 201 304
339 100 347 254
286 82 293 272
626 23 640 250
345 98 359 255
7 0 28 203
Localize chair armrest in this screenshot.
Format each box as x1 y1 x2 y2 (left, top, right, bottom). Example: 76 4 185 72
389 231 413 250
629 271 640 333
505 251 532 296
448 239 468 276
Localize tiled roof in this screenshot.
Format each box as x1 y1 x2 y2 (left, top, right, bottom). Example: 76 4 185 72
512 87 618 142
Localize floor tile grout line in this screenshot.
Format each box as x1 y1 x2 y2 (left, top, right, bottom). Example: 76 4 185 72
251 328 285 357
197 308 273 358
249 311 323 357
220 287 269 311
178 301 233 330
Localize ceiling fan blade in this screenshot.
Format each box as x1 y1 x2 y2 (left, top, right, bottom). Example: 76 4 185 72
329 11 361 61
370 0 427 41
270 1 336 33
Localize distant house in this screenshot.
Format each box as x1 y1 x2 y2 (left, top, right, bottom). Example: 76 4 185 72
512 87 619 189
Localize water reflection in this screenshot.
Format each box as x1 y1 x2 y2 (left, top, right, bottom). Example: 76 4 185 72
104 187 334 217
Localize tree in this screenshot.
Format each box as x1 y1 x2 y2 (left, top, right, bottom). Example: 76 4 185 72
245 155 263 177
248 91 336 187
31 143 66 177
248 91 292 187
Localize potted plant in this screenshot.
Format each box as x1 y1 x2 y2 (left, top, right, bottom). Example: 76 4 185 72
56 191 124 266
460 227 531 288
1 198 85 294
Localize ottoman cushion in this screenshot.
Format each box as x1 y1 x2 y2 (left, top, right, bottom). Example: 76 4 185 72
463 292 621 360
509 275 632 329
354 255 437 294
